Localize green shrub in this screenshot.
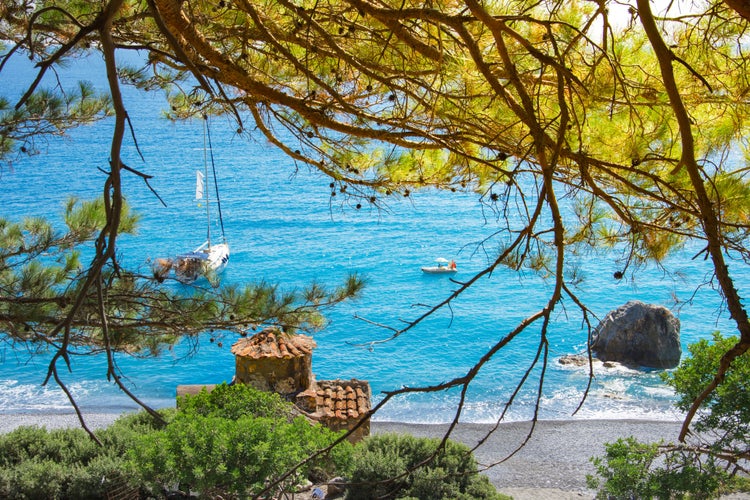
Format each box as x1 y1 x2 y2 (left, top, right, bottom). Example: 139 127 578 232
0 410 165 499
588 333 750 499
586 437 663 499
0 426 99 467
130 383 353 497
0 385 353 499
0 384 359 499
176 382 292 420
345 433 506 500
587 437 731 499
664 332 750 449
0 458 67 499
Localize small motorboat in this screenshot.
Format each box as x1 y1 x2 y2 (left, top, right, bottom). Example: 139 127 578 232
421 257 457 274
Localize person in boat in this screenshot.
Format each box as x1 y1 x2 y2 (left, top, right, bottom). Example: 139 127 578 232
449 260 457 270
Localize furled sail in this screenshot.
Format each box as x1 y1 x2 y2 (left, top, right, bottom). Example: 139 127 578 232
195 170 204 201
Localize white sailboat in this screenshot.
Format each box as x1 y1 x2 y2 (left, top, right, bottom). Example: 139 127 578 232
154 119 229 284
172 168 229 283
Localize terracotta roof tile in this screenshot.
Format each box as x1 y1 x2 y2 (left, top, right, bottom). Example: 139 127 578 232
231 328 316 359
314 379 371 422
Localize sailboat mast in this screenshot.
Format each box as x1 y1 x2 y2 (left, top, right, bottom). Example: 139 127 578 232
205 117 227 245
203 117 211 247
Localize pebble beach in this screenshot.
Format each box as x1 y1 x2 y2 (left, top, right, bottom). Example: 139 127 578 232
0 413 704 499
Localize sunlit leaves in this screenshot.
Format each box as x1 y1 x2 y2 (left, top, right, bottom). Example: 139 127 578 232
711 171 750 234
379 149 449 184
3 0 749 289
3 0 750 443
637 227 683 262
568 197 610 247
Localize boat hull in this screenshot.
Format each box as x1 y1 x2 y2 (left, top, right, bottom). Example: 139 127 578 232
174 242 230 283
421 266 457 274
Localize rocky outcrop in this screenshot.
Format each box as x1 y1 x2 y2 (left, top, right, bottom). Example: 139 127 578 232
591 301 681 368
558 354 588 366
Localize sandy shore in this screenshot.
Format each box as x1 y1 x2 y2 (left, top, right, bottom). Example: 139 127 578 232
1 414 746 499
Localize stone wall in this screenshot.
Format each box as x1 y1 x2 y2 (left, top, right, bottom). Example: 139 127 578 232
234 354 313 396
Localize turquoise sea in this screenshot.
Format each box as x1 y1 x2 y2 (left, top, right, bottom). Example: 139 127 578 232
1 53 747 424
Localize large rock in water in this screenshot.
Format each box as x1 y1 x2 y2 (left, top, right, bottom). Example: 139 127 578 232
591 301 681 368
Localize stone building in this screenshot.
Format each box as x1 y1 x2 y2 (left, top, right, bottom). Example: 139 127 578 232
231 328 316 395
230 327 371 442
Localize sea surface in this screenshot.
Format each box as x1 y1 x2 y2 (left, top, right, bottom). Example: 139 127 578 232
1 52 747 424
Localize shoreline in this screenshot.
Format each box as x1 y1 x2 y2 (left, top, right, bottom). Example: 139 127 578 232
0 412 688 498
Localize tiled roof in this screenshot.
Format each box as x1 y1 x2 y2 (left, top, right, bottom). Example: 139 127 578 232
231 328 316 359
314 379 371 421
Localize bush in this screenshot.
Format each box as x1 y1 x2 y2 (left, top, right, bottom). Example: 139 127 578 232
586 437 664 499
345 433 507 500
0 385 354 499
587 437 730 499
130 383 354 498
664 332 750 449
588 333 750 499
0 426 99 467
0 410 166 499
176 382 292 420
